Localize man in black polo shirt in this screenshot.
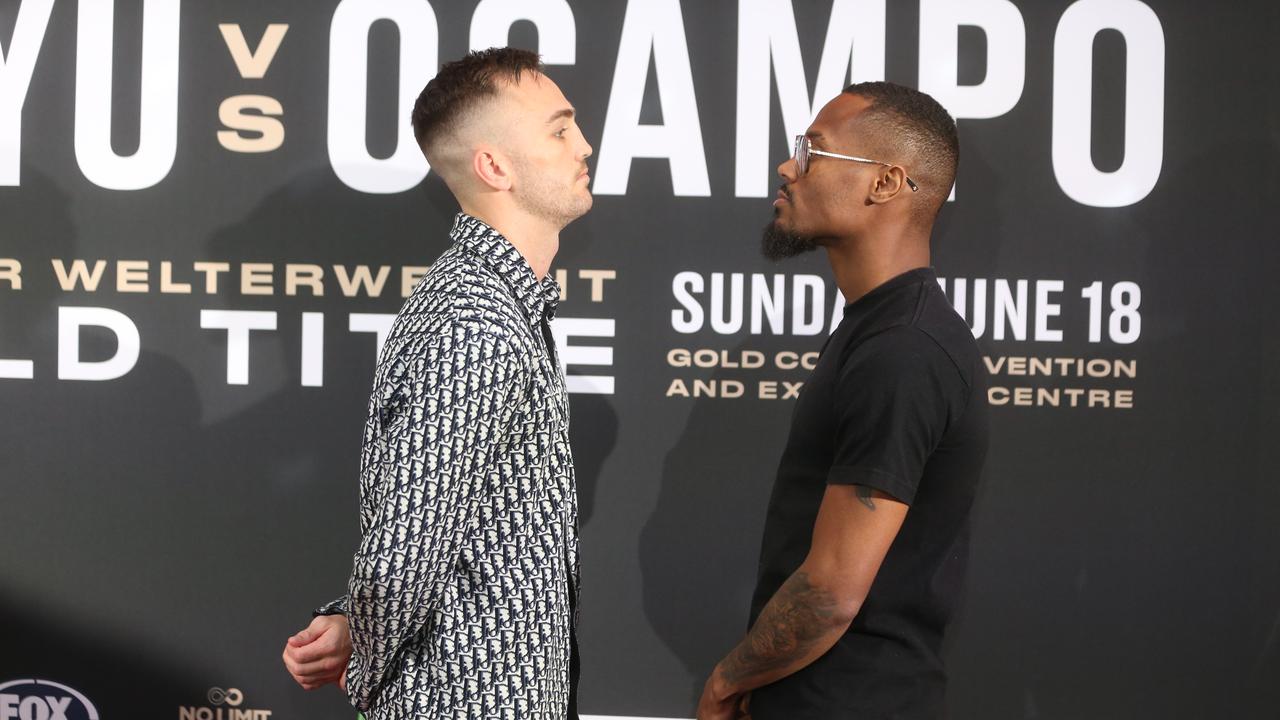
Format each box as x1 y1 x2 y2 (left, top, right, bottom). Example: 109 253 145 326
697 82 989 720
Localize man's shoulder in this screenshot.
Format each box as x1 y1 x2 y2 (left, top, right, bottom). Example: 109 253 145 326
848 324 950 372
381 246 532 362
848 318 976 392
413 244 512 303
911 284 983 385
413 246 526 323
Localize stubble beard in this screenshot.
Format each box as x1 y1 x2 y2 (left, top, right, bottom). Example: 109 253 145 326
513 157 593 228
761 217 819 261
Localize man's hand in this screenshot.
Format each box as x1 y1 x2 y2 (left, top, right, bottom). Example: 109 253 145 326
282 614 352 690
696 669 746 720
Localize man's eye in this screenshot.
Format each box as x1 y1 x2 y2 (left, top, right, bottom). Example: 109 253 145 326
555 128 567 138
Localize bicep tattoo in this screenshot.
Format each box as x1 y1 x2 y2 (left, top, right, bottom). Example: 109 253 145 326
855 485 876 511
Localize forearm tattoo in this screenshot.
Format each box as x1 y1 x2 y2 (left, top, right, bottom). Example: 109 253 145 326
718 571 842 688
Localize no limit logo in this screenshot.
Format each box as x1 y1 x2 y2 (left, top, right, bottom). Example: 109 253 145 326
0 679 99 720
178 687 272 720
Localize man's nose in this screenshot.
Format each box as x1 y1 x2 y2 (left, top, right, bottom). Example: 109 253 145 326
778 156 797 182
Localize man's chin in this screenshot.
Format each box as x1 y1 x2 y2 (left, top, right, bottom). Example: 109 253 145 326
563 193 593 224
761 221 818 261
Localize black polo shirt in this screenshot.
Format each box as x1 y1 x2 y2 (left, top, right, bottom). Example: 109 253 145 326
749 267 989 720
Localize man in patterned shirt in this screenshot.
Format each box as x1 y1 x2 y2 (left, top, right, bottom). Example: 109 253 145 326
281 48 593 719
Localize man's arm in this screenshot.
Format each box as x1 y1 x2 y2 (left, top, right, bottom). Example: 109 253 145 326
697 484 907 717
343 330 522 710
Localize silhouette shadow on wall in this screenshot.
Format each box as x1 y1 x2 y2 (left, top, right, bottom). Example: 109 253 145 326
0 166 213 715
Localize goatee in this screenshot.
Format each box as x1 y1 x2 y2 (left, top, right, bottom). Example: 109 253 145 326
761 220 818 261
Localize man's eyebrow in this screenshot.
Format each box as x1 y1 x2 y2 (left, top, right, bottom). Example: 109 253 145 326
547 108 575 123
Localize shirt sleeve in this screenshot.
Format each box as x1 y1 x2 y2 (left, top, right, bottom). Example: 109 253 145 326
343 324 525 711
826 327 965 505
313 595 347 616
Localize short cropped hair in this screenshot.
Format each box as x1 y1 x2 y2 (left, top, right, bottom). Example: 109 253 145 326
411 47 544 159
843 81 959 219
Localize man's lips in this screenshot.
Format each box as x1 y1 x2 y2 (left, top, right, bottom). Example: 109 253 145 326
773 187 790 205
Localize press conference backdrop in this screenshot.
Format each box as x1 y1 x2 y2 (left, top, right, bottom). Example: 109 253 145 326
1 0 1277 718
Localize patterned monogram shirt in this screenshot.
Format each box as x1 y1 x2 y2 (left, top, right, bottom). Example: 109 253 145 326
317 213 580 719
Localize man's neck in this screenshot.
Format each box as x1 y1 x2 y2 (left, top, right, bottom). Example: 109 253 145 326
505 229 559 282
461 205 560 281
823 228 931 304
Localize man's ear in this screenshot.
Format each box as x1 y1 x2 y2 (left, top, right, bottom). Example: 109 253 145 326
473 146 513 191
868 165 908 205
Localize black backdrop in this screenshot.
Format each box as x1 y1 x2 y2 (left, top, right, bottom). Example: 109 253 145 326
2 1 1278 718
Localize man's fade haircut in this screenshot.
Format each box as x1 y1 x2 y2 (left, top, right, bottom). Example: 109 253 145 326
842 81 959 221
411 47 545 163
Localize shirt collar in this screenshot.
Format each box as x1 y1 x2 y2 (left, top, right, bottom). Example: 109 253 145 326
835 266 937 334
843 267 937 311
450 212 561 325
